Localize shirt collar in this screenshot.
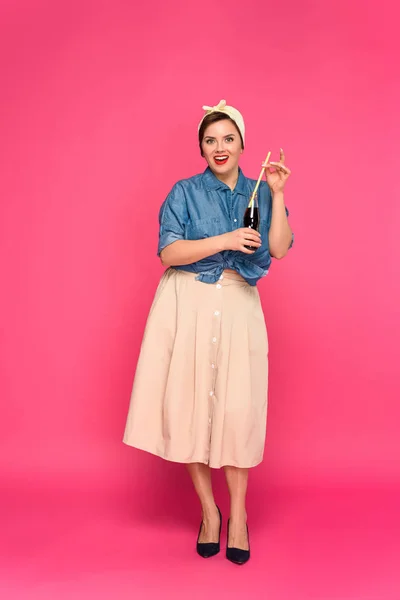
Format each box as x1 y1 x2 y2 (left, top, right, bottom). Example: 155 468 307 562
203 166 248 197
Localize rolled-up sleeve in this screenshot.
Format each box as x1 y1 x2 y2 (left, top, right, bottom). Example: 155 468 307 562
157 183 188 256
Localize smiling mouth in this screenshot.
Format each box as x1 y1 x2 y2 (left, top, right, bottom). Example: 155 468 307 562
214 155 229 165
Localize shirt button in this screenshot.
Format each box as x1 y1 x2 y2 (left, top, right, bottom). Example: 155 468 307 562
214 310 220 316
212 337 217 343
216 284 222 289
219 274 224 280
234 218 237 223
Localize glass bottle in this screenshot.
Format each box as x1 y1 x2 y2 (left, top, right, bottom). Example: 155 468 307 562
243 193 259 250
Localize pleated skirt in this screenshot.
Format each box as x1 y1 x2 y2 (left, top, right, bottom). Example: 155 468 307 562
123 267 269 469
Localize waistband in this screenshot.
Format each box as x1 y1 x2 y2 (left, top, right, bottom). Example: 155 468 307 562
169 267 248 285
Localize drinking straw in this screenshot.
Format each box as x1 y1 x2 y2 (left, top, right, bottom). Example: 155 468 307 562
248 151 271 208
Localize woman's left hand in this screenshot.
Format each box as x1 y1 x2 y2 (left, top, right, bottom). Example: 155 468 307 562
262 148 291 194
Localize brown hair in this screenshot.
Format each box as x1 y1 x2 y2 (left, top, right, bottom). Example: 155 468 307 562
198 112 244 156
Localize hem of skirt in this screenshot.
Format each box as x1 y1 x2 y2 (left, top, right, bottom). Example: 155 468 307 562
122 439 264 470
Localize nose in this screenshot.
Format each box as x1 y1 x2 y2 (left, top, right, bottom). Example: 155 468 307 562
216 140 226 152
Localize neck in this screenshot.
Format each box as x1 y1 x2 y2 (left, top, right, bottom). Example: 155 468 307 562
214 167 239 191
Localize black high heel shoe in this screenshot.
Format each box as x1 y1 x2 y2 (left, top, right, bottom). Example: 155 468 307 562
226 519 250 565
196 506 222 558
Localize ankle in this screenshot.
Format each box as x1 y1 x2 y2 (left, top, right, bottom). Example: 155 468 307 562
229 510 247 523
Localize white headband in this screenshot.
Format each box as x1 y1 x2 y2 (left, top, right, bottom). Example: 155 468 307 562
198 99 245 145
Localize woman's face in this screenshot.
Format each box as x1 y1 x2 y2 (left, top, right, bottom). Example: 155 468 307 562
201 119 243 178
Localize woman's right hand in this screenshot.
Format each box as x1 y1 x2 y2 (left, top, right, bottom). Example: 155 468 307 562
220 228 262 254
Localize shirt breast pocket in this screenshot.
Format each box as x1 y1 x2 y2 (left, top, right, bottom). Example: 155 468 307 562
185 217 224 240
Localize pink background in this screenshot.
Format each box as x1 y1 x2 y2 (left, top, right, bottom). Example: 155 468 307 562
1 0 399 598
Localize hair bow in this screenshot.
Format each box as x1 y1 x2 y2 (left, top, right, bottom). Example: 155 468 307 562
202 99 227 113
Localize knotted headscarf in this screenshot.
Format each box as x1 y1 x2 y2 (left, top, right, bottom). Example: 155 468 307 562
198 99 245 145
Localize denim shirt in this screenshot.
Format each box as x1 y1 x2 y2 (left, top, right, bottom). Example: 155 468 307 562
157 166 293 286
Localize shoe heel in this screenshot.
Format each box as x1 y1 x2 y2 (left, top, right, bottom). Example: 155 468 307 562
196 505 222 558
226 518 250 565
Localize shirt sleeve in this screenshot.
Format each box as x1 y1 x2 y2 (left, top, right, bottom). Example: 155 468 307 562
285 206 294 249
157 183 189 256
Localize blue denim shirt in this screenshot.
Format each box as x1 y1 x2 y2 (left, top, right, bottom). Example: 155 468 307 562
157 166 293 286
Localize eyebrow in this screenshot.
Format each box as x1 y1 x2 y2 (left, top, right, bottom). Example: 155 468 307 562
204 133 236 139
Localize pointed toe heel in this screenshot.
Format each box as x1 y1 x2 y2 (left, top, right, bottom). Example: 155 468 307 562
226 519 250 565
196 506 222 558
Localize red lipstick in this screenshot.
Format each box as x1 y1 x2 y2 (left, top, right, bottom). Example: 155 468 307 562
213 155 229 166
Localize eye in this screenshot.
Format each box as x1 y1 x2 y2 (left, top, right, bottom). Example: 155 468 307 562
225 136 234 142
205 139 215 144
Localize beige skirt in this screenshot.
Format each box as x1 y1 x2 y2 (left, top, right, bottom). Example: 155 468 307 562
123 267 269 469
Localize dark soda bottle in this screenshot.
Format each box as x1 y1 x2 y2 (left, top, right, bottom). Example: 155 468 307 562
243 194 259 250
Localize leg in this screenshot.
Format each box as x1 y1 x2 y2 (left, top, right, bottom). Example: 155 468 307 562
186 463 220 543
224 466 249 550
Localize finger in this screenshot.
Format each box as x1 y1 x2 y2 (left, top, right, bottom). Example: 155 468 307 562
240 245 257 254
269 163 283 179
278 165 291 176
243 231 261 242
241 227 261 237
270 162 290 175
280 148 285 163
244 238 262 247
264 163 276 175
262 162 274 176
242 232 261 242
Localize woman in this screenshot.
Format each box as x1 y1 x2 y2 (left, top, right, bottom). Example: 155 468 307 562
123 99 293 565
